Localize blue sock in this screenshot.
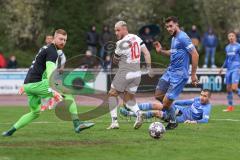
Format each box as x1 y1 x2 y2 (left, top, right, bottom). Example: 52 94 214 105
144 111 154 119
227 92 233 106
138 103 153 111
165 106 176 123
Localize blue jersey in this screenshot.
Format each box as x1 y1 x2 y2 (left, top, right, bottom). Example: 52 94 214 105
174 97 211 123
168 31 195 78
223 43 240 71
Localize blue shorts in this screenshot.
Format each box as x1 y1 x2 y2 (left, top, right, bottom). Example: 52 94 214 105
225 70 240 85
173 105 192 123
156 71 188 100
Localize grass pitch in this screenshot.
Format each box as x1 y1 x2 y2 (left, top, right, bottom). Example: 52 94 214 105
0 106 240 160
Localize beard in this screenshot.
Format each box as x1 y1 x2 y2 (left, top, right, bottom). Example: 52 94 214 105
56 43 65 49
172 30 177 36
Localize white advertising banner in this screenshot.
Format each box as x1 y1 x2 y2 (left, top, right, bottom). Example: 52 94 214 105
0 69 107 95
0 71 27 94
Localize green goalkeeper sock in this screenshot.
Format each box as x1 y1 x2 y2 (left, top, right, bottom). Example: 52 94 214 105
64 94 78 115
64 94 83 128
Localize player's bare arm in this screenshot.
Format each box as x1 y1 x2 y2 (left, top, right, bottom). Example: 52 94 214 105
142 46 151 66
190 48 199 87
141 46 154 77
153 41 171 56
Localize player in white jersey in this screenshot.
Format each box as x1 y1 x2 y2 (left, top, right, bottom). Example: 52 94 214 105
107 21 153 129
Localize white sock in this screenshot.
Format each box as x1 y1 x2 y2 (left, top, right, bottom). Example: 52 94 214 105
125 103 139 114
109 96 118 123
110 107 118 123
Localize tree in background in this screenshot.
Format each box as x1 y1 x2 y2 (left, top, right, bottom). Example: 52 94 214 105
202 0 240 33
2 0 47 49
43 0 100 58
0 0 240 67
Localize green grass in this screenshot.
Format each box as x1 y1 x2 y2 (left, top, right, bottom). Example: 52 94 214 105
0 106 240 160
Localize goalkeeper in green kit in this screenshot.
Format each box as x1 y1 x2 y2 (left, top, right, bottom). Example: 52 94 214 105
2 29 94 136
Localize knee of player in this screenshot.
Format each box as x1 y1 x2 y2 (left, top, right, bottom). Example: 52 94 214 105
123 92 135 101
154 111 162 118
232 86 238 92
31 111 41 118
108 89 118 97
152 102 163 110
155 95 163 103
124 99 136 107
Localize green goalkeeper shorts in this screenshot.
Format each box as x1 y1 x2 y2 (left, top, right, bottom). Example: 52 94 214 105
24 79 54 110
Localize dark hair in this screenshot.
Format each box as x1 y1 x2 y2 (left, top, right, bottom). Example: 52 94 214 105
165 16 179 24
228 31 236 36
202 89 211 97
103 25 109 31
90 24 96 30
45 34 53 38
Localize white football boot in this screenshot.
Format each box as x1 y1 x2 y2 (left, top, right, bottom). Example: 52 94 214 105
106 122 119 130
134 111 144 129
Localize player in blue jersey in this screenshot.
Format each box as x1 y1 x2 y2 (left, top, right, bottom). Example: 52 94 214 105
153 16 199 129
120 89 212 124
219 32 240 112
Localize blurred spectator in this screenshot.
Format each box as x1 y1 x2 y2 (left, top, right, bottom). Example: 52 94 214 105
141 27 155 51
99 25 113 60
7 55 18 69
102 55 111 71
79 50 101 69
188 25 201 50
38 35 54 53
0 52 7 68
86 25 99 56
140 27 155 67
45 35 53 45
180 26 185 31
202 28 218 68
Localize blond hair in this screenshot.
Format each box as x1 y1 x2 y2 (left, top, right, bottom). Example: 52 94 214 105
115 21 127 28
54 29 67 36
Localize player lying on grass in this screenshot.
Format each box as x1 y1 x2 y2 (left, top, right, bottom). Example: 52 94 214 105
120 89 212 124
2 30 93 137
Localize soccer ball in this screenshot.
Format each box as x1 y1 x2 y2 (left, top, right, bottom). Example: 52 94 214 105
149 122 166 139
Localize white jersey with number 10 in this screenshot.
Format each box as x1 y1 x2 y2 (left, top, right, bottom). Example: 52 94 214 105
115 34 146 71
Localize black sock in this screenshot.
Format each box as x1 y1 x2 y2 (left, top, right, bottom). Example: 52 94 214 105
7 127 16 135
